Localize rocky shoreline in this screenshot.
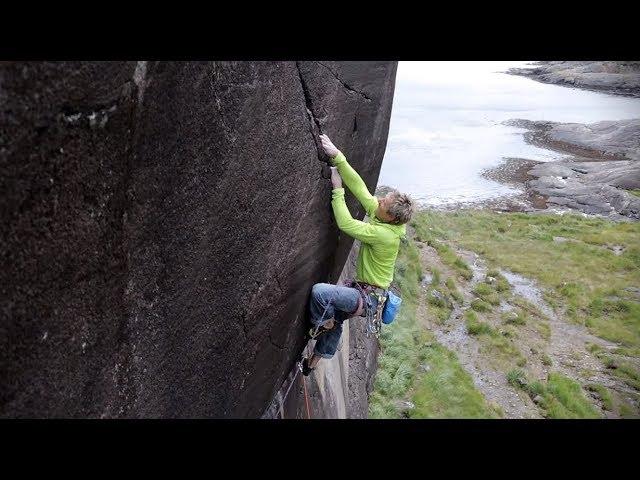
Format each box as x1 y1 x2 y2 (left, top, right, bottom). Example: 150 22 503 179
505 118 640 162
506 61 640 98
479 118 640 220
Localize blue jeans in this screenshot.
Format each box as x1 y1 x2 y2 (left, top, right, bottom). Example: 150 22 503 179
308 282 378 359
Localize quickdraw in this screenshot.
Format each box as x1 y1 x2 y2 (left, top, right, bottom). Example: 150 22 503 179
366 291 387 338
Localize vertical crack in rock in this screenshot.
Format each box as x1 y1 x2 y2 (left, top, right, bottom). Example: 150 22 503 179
295 61 324 162
133 61 148 104
316 61 373 102
115 60 153 416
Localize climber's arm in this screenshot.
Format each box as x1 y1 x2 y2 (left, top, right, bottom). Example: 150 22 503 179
331 188 386 244
319 134 378 217
330 151 378 217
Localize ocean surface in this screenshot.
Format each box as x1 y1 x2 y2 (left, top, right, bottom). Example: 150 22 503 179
378 61 640 206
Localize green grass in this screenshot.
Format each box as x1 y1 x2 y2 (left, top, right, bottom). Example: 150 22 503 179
507 368 527 388
600 355 640 391
510 296 548 321
487 270 511 293
466 311 526 368
374 210 640 418
369 235 425 418
465 310 494 336
482 333 526 369
412 210 640 349
471 299 492 312
620 404 635 417
628 189 640 198
536 321 551 341
369 230 497 419
586 343 602 355
473 282 501 306
425 286 453 325
544 373 601 418
445 277 464 304
409 342 502 418
592 348 640 391
613 346 640 357
412 221 473 280
426 300 453 325
502 310 527 326
586 384 614 411
427 288 448 309
508 370 601 418
430 267 441 286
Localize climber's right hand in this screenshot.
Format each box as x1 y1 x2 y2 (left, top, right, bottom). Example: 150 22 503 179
319 134 340 158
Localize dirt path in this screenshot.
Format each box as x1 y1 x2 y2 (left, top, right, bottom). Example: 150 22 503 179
496 267 640 415
416 240 637 418
417 244 541 418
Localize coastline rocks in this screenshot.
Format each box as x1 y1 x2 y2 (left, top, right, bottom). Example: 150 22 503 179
546 120 640 161
527 161 640 220
499 119 640 220
505 119 640 161
507 61 640 98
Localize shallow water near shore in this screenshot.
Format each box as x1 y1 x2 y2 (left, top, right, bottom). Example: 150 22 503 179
379 61 640 207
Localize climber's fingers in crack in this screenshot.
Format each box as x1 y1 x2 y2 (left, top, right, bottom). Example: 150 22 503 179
320 134 339 157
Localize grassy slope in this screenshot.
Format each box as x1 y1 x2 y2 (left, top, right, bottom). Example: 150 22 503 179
369 230 500 418
370 209 639 418
413 210 640 348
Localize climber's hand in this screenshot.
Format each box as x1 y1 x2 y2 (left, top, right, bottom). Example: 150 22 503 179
330 167 342 189
319 134 340 158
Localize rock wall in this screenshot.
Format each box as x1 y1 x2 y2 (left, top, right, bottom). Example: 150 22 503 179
0 61 397 417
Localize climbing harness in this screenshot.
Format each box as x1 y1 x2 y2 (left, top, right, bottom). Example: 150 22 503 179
349 281 388 338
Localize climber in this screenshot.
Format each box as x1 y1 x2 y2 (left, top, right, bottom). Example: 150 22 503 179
300 134 416 376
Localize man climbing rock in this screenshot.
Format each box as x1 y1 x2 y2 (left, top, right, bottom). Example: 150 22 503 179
301 134 416 376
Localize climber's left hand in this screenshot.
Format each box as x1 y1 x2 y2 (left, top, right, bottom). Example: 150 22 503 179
330 167 342 189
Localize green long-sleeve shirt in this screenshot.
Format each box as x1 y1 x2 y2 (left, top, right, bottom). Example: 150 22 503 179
330 151 406 289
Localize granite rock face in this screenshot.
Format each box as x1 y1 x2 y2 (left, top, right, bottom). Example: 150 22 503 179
0 61 397 417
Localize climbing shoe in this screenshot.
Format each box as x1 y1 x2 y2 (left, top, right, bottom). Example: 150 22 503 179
301 357 314 376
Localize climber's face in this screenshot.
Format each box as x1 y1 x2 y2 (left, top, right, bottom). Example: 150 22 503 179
376 193 397 224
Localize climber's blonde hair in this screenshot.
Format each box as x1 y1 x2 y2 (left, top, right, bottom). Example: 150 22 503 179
387 191 415 225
